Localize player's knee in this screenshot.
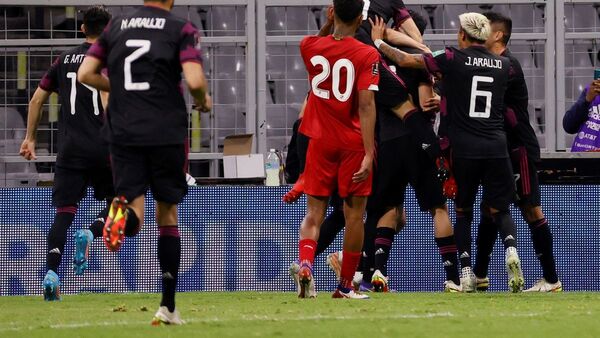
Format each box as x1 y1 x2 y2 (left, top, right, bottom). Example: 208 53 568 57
521 205 544 223
395 207 406 233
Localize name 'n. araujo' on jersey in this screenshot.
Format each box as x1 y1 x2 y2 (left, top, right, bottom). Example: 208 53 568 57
39 42 108 169
87 6 203 146
423 46 510 159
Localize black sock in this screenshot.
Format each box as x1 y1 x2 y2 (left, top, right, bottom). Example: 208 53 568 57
528 218 559 283
361 210 380 281
47 206 77 272
474 215 497 278
89 203 110 238
493 211 517 249
373 227 395 276
315 207 345 257
124 207 141 237
158 226 181 313
435 236 460 285
454 209 473 269
402 109 441 160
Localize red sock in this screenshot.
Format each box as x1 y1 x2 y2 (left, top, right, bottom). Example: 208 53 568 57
298 239 317 265
340 250 361 289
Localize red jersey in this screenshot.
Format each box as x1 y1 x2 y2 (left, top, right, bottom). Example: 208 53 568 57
299 35 380 151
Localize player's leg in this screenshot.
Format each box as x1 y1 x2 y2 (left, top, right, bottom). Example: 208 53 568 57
316 194 345 257
283 119 309 203
514 155 561 292
484 158 523 293
43 166 87 300
73 166 115 275
473 204 497 291
452 158 482 292
332 149 372 299
149 144 188 325
298 140 337 298
371 207 398 292
333 195 369 299
104 144 148 252
412 143 460 291
356 207 382 291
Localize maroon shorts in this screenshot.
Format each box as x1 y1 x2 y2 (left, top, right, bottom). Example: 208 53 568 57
303 140 372 198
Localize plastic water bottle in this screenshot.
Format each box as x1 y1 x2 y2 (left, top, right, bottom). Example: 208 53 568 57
265 149 280 186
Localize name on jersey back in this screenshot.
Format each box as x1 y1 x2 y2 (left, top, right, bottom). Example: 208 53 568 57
120 17 166 30
465 56 502 69
64 54 85 64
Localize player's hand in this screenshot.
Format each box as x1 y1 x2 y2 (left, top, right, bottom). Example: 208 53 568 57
194 93 212 112
419 44 432 54
422 95 441 112
586 80 600 102
19 138 37 161
369 17 386 42
353 154 373 183
326 5 334 24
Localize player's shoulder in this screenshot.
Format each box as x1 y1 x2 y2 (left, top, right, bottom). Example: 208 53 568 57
300 35 321 48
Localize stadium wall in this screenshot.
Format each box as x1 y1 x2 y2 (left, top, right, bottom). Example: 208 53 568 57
1 185 598 296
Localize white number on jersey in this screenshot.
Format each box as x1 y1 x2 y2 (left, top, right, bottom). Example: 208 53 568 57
468 75 494 118
66 72 100 116
310 56 355 102
362 0 371 20
124 39 151 91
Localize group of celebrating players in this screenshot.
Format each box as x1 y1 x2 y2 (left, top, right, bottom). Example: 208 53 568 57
17 0 562 326
285 0 562 299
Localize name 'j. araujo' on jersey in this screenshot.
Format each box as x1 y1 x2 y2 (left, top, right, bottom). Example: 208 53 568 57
86 5 203 146
423 45 510 159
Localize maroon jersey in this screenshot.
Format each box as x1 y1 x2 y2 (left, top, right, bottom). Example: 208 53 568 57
39 42 108 169
424 46 510 159
87 5 203 146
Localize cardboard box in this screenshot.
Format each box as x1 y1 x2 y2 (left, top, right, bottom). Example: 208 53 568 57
222 134 265 178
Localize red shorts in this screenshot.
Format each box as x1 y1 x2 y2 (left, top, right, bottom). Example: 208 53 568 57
303 140 372 198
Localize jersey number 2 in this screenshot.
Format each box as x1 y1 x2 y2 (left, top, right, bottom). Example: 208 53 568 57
469 75 493 118
310 56 355 102
124 39 151 91
66 72 100 116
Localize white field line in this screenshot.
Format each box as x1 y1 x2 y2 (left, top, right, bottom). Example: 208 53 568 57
0 311 566 332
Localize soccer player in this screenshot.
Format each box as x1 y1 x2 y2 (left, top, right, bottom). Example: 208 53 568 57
365 11 461 293
78 0 211 324
296 0 379 299
370 12 525 293
19 5 113 301
473 12 561 292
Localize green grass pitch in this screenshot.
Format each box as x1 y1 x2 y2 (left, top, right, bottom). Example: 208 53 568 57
1 292 599 337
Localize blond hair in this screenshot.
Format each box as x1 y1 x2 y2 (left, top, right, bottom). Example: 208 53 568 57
459 12 491 42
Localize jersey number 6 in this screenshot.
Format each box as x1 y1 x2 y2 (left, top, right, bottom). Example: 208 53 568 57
310 56 355 102
469 75 493 119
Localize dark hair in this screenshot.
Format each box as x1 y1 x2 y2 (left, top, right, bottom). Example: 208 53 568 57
333 0 364 24
483 11 512 45
408 9 428 35
83 5 111 37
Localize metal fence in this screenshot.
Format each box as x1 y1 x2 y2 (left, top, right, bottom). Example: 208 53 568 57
0 0 594 184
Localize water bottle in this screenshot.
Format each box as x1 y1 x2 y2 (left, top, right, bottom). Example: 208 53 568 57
265 148 280 186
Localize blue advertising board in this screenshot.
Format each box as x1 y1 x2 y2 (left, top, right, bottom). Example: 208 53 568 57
0 185 598 296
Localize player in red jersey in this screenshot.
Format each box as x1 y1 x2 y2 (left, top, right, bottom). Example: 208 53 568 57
295 0 378 299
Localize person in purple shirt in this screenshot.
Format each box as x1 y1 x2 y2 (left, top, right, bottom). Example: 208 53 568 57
563 80 600 152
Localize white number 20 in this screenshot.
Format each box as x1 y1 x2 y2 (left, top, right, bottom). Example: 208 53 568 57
468 75 493 118
310 56 355 102
66 72 100 116
124 39 151 91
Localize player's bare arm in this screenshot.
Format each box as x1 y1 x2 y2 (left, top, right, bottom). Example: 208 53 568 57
20 87 51 161
317 6 334 37
418 83 440 113
182 61 212 112
370 17 425 69
353 89 376 183
385 28 431 53
398 17 423 44
78 56 110 92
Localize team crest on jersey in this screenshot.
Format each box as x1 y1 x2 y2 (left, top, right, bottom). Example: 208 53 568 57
372 63 379 75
